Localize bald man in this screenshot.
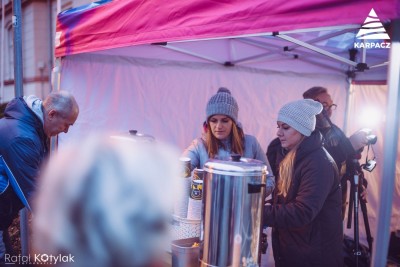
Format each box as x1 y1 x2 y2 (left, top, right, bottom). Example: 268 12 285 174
0 91 79 261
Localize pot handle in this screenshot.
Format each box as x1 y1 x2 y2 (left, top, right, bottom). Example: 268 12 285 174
248 183 266 194
231 154 241 162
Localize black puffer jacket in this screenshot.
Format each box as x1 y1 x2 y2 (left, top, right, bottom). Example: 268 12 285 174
265 131 343 267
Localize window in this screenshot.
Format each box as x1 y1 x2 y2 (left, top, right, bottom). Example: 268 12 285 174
5 24 13 80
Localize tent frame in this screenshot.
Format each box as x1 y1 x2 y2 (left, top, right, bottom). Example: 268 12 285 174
155 24 384 75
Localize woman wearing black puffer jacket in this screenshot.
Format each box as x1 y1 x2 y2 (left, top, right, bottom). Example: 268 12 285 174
265 99 343 267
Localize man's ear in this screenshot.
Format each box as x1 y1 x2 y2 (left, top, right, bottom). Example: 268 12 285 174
48 109 57 119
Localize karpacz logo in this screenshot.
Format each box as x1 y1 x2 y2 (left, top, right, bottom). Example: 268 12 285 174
354 8 390 49
354 42 390 49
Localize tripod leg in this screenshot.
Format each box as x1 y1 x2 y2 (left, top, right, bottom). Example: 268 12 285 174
358 172 373 254
347 181 354 229
341 179 348 221
360 199 373 253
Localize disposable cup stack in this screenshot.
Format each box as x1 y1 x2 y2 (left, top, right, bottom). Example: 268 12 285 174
174 157 192 218
187 168 204 220
187 179 203 220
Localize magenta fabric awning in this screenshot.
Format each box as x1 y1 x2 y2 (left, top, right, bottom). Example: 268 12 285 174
55 0 400 57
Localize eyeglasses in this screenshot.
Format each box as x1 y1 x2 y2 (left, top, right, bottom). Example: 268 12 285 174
322 103 337 111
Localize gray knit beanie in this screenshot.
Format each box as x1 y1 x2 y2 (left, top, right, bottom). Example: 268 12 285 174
206 87 239 123
277 99 323 136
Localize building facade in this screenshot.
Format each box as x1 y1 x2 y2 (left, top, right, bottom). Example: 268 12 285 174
0 0 91 103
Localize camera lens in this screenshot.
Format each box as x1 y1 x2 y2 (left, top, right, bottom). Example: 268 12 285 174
366 134 377 145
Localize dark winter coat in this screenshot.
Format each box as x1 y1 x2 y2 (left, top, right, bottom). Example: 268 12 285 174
317 124 355 172
0 97 48 228
318 124 358 218
265 131 343 267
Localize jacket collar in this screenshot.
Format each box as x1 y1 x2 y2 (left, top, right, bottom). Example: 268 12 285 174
23 95 44 125
295 131 324 163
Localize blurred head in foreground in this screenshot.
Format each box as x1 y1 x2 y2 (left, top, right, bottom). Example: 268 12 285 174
33 135 180 267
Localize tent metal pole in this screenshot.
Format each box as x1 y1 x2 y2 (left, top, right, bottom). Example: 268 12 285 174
170 32 271 43
369 62 389 69
12 0 29 257
169 25 360 45
238 38 345 72
277 35 358 67
232 39 302 65
47 0 53 97
161 45 222 65
12 0 23 97
371 18 400 267
228 39 233 63
285 29 356 51
279 24 360 35
361 40 366 63
50 58 62 154
239 37 353 67
342 78 352 135
12 0 24 97
0 0 5 103
51 58 61 92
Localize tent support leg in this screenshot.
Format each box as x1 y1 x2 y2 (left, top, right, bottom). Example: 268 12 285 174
343 77 353 135
371 18 400 267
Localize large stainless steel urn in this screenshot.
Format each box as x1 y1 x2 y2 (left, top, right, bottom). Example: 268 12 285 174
200 155 267 267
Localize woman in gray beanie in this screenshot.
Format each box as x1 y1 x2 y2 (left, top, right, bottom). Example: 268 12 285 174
264 99 343 267
183 87 275 194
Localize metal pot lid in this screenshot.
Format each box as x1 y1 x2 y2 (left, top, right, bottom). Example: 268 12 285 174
204 154 267 176
110 130 155 142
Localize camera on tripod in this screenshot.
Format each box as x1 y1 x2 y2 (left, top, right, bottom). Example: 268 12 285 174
363 158 377 172
360 128 377 146
360 129 377 172
345 129 378 266
366 134 377 145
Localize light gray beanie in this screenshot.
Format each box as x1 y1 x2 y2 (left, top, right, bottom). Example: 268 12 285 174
277 99 323 136
206 87 239 123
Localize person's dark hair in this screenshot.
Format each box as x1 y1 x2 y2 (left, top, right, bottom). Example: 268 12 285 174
303 86 328 100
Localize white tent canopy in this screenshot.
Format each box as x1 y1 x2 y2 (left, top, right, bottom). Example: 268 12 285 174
54 1 400 265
